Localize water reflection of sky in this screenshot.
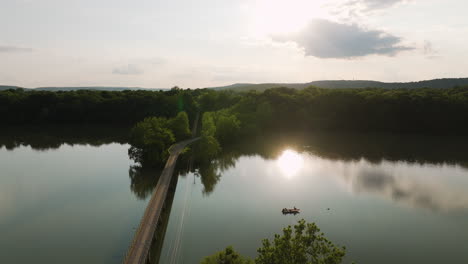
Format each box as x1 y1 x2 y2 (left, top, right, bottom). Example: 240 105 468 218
312 155 468 213
273 149 468 212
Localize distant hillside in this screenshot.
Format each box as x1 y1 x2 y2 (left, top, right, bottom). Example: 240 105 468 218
0 85 25 91
0 86 165 91
309 78 468 89
35 86 155 91
3 78 468 92
210 78 468 92
209 83 306 92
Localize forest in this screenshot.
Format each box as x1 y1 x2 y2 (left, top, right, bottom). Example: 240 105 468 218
2 85 468 141
0 88 200 124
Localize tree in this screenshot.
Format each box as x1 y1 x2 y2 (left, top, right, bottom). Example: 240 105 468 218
129 116 175 165
201 246 253 264
168 111 191 141
256 219 346 264
201 220 347 264
196 112 221 161
213 112 241 144
202 112 217 137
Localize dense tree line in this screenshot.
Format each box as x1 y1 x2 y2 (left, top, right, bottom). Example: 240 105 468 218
0 88 201 125
204 86 468 140
3 86 468 141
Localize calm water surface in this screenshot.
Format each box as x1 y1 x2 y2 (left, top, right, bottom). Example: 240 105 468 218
160 135 468 264
1 129 468 264
0 142 148 264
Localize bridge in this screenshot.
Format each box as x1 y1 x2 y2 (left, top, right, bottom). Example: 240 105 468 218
124 114 200 264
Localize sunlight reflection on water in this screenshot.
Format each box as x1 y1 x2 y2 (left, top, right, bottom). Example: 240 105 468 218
276 149 304 179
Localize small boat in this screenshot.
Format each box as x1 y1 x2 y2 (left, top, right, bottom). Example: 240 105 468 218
282 207 300 215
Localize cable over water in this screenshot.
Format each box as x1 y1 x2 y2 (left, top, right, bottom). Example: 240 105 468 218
168 173 194 264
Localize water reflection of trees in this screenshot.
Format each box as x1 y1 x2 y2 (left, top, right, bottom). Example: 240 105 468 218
128 165 162 200
0 125 129 151
129 131 468 198
231 131 468 168
298 132 468 167
6 126 466 200
4 126 467 214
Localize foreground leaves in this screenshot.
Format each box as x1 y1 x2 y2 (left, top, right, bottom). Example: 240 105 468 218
256 219 345 264
201 219 347 264
201 246 253 264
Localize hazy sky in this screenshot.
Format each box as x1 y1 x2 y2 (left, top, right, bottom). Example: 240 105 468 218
1 0 467 88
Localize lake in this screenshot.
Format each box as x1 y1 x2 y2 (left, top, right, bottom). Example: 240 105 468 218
159 133 468 264
1 128 468 263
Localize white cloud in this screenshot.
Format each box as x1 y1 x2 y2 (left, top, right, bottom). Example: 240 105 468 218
344 0 412 11
272 19 413 59
328 0 414 20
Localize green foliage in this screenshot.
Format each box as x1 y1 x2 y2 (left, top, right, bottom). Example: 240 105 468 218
129 116 176 165
201 110 240 145
221 86 468 135
198 90 241 112
200 246 253 264
197 110 240 161
168 111 191 141
0 88 200 125
194 135 221 163
256 219 346 264
197 112 222 162
201 220 347 264
3 86 468 135
212 111 241 145
202 112 217 137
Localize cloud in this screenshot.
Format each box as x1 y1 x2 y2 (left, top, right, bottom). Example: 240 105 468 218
348 167 468 212
272 19 414 59
0 45 33 53
330 0 413 20
112 64 144 75
344 0 411 11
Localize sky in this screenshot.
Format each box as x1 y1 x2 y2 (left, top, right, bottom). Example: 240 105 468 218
1 0 468 88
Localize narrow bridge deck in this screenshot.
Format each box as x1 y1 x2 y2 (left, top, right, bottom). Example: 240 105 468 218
123 137 200 264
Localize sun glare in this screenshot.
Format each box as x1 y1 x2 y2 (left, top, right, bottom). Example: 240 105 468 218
277 149 304 179
248 0 330 35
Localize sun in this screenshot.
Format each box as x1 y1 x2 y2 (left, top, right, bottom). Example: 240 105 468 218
247 0 330 36
277 149 304 179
